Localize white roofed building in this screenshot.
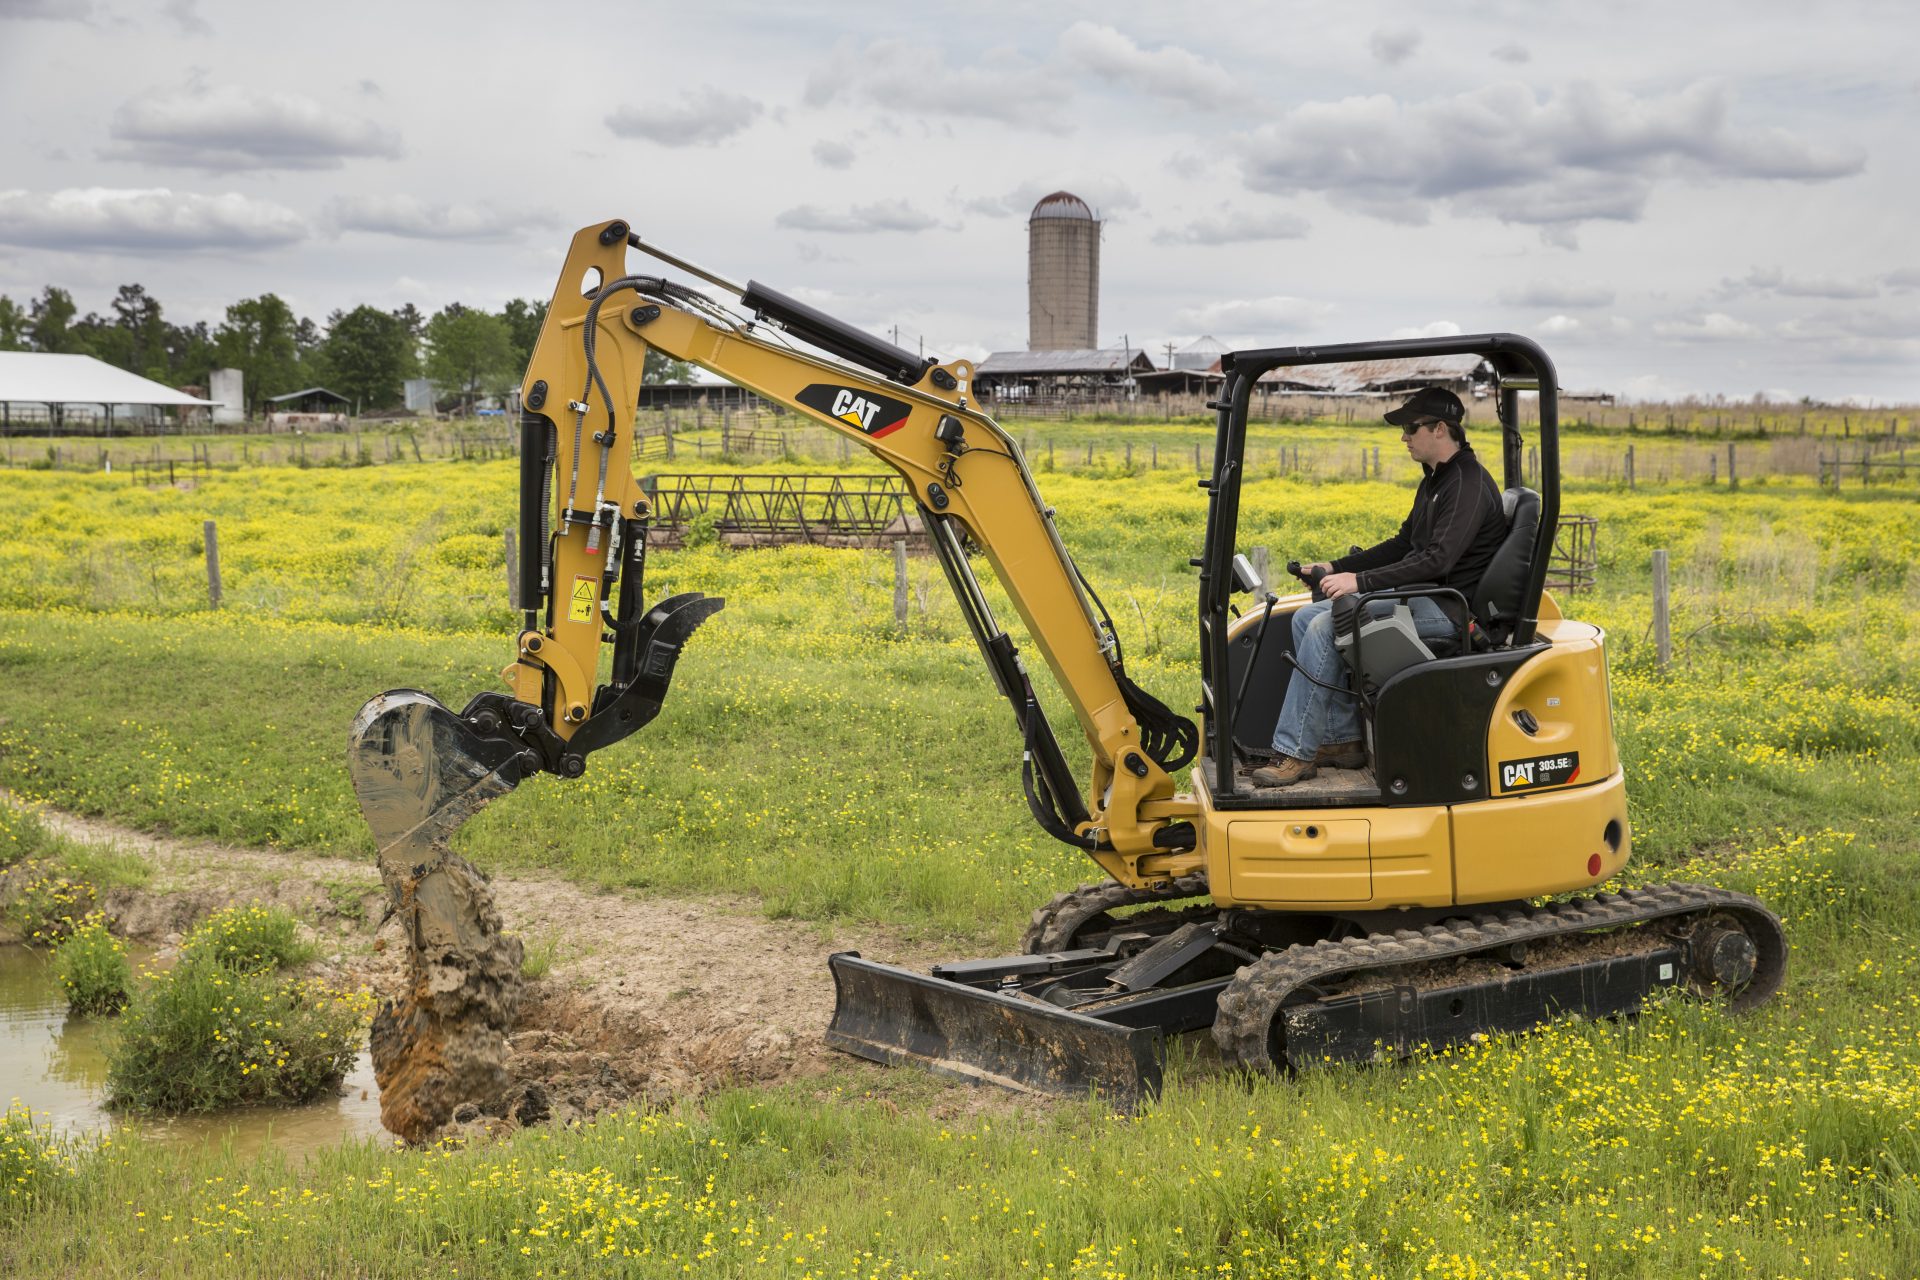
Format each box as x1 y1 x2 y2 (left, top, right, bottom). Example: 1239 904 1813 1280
0 352 214 432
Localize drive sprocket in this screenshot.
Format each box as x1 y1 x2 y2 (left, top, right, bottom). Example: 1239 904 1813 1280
1021 873 1214 954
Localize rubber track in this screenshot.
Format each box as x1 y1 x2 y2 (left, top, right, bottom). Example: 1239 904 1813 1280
1021 874 1212 954
1212 882 1787 1071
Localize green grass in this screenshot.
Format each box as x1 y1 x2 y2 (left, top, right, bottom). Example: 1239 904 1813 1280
53 915 131 1014
1 459 1919 1274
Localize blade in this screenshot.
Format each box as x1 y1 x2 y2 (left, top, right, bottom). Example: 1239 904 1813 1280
825 952 1164 1106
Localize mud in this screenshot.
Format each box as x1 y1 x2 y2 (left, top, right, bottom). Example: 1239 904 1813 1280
348 692 528 1142
21 804 955 1145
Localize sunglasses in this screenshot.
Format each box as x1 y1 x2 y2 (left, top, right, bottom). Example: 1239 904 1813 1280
1400 418 1444 437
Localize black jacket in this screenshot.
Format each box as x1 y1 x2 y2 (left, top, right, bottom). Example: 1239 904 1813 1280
1332 444 1507 602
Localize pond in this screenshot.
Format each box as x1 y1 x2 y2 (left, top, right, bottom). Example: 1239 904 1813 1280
1 943 390 1158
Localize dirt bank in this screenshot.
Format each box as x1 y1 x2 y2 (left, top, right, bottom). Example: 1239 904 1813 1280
27 808 960 1140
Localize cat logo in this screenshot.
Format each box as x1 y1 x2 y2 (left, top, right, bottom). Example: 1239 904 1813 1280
1497 751 1580 792
796 383 912 438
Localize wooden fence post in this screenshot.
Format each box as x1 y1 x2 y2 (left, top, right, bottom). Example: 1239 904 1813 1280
1625 445 1635 489
1727 442 1738 491
204 519 223 609
1251 546 1270 590
504 529 519 605
892 540 910 630
1651 549 1671 672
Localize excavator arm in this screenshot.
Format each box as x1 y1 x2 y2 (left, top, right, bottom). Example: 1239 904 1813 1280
345 221 1200 1137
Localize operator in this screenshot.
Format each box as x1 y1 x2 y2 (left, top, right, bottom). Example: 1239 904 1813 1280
1252 386 1508 787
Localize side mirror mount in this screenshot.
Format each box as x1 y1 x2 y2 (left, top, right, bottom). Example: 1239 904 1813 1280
1230 553 1262 595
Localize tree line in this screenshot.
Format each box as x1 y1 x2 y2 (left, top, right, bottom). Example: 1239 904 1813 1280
0 284 689 416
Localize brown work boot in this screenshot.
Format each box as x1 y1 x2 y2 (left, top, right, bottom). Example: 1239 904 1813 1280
1314 740 1366 769
1250 755 1317 787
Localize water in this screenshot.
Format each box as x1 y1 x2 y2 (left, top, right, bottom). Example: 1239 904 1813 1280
1 944 391 1159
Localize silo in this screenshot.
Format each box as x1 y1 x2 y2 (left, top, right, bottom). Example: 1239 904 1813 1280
1027 191 1099 351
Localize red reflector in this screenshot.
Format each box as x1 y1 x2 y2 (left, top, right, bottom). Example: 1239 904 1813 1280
1587 853 1603 877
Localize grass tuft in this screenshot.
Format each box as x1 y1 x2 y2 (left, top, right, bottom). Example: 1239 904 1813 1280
53 913 131 1014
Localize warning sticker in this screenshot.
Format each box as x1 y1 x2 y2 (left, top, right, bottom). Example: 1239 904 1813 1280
568 576 597 625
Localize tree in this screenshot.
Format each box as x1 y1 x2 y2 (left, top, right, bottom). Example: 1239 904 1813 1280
424 306 515 412
645 348 695 384
319 305 412 411
165 319 217 386
215 294 302 413
28 286 84 354
501 298 547 370
0 296 27 351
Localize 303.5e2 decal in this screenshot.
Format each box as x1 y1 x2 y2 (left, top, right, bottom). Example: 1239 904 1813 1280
1497 751 1580 793
797 383 913 438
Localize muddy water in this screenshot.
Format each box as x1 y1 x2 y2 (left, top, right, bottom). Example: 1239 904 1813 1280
1 945 389 1159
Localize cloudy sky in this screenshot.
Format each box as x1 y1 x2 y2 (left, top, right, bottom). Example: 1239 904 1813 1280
2 0 1914 402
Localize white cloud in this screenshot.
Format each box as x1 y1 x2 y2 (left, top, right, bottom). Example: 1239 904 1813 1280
1238 80 1864 236
606 87 763 146
1499 281 1617 308
775 200 943 234
1390 320 1463 339
162 0 209 35
0 187 306 251
1173 294 1335 335
1652 312 1760 341
1887 268 1920 292
959 178 1139 219
1369 28 1421 66
1538 314 1582 334
804 37 1070 127
812 140 855 169
1153 208 1310 245
0 0 93 19
105 82 402 171
1491 43 1530 64
1059 21 1247 110
327 195 548 243
1718 265 1879 300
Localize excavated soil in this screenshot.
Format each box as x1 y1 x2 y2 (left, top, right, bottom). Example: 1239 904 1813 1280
27 808 956 1141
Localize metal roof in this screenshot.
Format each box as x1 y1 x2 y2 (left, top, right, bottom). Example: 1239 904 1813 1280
975 348 1155 375
0 352 214 407
265 386 351 405
1030 191 1095 221
1255 353 1487 394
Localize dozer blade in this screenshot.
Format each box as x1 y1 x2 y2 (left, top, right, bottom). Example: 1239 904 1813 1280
348 689 532 1144
826 952 1163 1106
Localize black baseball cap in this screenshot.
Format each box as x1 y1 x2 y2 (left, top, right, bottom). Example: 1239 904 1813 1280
1384 386 1466 428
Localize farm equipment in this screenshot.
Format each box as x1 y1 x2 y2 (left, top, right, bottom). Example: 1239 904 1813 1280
348 220 1785 1135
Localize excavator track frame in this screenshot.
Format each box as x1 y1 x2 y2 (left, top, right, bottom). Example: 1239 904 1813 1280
828 884 1784 1103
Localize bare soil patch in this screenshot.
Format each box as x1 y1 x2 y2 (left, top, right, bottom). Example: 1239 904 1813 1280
26 808 961 1139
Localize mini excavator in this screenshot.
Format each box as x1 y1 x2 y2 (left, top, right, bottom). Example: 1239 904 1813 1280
348 221 1785 1133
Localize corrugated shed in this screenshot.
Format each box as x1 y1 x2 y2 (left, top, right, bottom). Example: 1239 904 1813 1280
976 348 1155 375
1255 353 1488 394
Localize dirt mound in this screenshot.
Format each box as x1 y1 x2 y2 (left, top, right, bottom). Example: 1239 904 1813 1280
25 806 956 1141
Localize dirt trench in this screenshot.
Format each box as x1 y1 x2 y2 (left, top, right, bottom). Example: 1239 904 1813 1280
29 808 956 1142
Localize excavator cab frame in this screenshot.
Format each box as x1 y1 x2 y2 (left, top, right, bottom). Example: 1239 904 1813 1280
1201 335 1560 810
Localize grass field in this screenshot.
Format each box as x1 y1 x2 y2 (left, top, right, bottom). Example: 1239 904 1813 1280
2 437 1918 1276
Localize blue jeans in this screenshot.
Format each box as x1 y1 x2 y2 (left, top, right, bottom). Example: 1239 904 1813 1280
1270 596 1457 761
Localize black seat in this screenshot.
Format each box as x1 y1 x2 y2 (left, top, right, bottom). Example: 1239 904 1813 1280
1470 487 1541 645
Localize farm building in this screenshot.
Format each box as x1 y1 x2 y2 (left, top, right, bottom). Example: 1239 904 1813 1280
265 386 353 430
973 348 1156 401
0 351 213 433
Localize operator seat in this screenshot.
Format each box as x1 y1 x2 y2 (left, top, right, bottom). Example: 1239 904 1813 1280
1336 487 1541 694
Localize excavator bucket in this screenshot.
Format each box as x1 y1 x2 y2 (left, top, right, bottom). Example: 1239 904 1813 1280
826 952 1165 1105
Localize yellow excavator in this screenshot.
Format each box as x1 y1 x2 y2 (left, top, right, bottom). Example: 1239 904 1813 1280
348 220 1784 1137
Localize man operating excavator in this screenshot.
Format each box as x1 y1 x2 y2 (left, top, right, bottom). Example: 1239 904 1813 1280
1253 387 1509 787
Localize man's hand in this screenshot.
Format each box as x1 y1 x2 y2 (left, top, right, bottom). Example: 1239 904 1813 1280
1305 561 1334 575
1320 571 1361 599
